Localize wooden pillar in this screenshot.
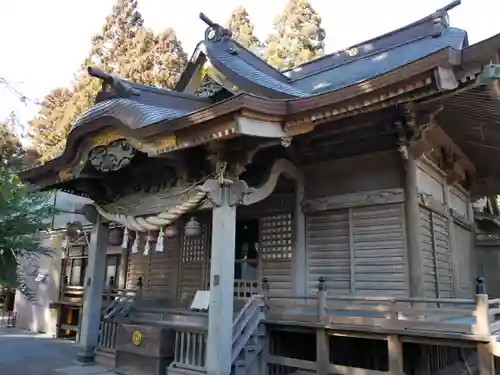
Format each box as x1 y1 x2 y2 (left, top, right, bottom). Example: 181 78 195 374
478 343 495 375
76 217 108 362
388 335 404 374
206 184 238 375
292 175 306 296
316 328 329 375
475 278 494 374
118 241 130 289
404 152 424 297
443 184 461 298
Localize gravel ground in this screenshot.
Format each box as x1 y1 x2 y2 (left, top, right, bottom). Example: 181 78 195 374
0 328 113 375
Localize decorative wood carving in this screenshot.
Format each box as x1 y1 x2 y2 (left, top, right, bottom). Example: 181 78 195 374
242 159 304 206
89 139 136 172
417 192 448 217
193 75 224 98
302 188 404 212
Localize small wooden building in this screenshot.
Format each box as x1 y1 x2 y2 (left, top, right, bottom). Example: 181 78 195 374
20 2 500 374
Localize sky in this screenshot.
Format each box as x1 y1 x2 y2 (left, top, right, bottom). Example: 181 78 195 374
0 0 499 128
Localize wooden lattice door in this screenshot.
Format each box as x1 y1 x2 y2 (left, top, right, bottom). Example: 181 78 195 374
259 213 293 297
178 215 210 306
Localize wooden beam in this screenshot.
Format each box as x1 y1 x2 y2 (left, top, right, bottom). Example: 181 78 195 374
302 188 405 212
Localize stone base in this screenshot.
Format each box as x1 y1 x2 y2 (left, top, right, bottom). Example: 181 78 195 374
76 348 96 363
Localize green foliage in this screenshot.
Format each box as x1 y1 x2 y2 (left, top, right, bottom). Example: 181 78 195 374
0 128 56 300
0 115 24 168
264 0 326 70
0 114 38 170
226 6 262 54
30 0 187 162
29 87 73 162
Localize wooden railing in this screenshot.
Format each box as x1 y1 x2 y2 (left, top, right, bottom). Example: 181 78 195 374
231 295 265 363
205 279 261 299
172 327 207 371
98 318 119 350
264 277 499 337
234 280 261 299
59 276 142 307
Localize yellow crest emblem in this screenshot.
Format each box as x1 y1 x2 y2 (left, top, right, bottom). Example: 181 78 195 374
131 330 142 346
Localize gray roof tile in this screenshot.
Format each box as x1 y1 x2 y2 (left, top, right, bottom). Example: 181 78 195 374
203 39 307 98
291 27 467 94
71 98 190 131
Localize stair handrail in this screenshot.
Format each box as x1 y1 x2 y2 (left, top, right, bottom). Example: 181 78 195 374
231 295 265 364
102 291 137 320
232 294 262 341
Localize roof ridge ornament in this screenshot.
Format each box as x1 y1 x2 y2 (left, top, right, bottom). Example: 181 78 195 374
199 12 232 42
432 0 460 29
88 67 140 101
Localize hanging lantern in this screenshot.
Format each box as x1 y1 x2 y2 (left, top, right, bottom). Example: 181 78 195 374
185 217 201 238
155 229 165 252
165 225 178 238
108 227 124 246
121 227 129 249
131 233 139 254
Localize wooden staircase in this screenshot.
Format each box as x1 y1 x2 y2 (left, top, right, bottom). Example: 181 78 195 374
168 295 266 375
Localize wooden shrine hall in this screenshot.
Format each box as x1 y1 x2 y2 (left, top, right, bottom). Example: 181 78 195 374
20 2 500 374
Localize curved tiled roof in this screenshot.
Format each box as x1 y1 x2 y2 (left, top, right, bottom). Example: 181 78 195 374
202 39 308 98
71 98 193 132
291 27 468 95
200 3 467 99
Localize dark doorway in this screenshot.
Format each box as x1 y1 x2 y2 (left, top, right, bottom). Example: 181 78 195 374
235 219 260 280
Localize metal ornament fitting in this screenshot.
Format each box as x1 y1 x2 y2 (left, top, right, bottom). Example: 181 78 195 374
281 136 292 148
185 217 202 238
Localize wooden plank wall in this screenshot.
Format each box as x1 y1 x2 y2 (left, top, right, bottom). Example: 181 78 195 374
416 158 475 299
303 151 408 297
418 207 453 298
306 203 407 296
125 223 181 305
449 187 475 298
146 222 181 303
126 237 149 290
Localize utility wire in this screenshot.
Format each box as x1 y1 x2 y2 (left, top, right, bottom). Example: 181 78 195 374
0 77 42 106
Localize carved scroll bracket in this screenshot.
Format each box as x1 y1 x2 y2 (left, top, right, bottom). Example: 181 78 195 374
199 179 254 207
242 158 304 206
396 104 444 156
198 158 304 208
89 158 304 230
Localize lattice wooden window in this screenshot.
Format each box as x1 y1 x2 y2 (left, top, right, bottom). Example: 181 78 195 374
261 214 293 259
181 228 205 263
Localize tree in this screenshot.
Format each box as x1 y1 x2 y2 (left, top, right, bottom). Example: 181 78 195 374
120 27 187 89
90 0 144 73
0 113 25 168
29 87 73 162
264 0 326 70
0 124 55 301
226 6 262 53
30 0 188 161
